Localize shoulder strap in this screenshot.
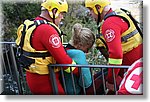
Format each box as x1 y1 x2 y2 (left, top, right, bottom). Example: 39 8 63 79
16 23 27 57
17 19 65 58
18 20 46 50
120 8 143 38
104 11 117 20
17 20 51 58
19 23 27 49
104 8 143 39
47 22 65 42
104 10 130 27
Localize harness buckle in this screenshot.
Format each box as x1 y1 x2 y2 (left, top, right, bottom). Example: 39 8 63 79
121 36 128 42
96 34 100 39
16 46 22 58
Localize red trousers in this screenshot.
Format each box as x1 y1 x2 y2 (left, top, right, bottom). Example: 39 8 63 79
26 71 65 95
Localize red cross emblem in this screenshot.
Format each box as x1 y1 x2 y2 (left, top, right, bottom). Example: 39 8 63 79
130 72 143 90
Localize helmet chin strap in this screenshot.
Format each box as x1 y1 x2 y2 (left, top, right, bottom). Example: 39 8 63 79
52 14 55 24
96 8 101 33
51 9 58 24
48 11 56 24
96 8 109 51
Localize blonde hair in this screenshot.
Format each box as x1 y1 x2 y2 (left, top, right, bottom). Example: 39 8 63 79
69 23 95 48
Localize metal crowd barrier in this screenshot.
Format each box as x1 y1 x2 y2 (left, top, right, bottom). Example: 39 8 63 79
48 64 129 95
0 42 31 95
0 42 129 95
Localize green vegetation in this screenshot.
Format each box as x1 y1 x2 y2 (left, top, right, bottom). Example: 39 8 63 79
2 2 41 41
2 1 107 65
2 1 98 42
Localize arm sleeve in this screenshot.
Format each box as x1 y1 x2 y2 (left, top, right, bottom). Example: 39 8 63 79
66 49 87 65
66 49 92 88
39 25 74 70
102 18 124 84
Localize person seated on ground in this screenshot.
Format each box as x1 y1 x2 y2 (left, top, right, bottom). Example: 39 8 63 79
117 58 143 95
64 23 95 94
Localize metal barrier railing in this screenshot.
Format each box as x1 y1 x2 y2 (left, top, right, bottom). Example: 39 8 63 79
1 42 129 95
48 64 129 95
0 42 31 95
1 42 21 94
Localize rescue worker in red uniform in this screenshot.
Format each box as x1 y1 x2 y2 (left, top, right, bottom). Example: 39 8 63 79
84 0 143 94
16 0 78 95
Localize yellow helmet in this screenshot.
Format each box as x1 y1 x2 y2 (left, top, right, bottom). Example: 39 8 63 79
41 0 68 18
85 0 111 14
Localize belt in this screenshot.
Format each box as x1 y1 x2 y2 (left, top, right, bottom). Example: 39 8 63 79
22 50 51 58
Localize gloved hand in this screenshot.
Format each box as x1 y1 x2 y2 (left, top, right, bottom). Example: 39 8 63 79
95 34 109 61
96 47 108 61
95 33 106 48
96 38 106 48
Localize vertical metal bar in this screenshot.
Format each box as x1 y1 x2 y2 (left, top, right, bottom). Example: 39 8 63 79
80 67 86 95
124 68 127 74
10 45 23 94
7 45 17 92
1 51 7 75
49 66 58 95
60 67 67 94
19 67 28 94
5 46 13 76
70 67 76 95
101 68 107 95
90 68 96 95
0 43 3 94
2 44 12 93
112 68 117 94
1 48 7 94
